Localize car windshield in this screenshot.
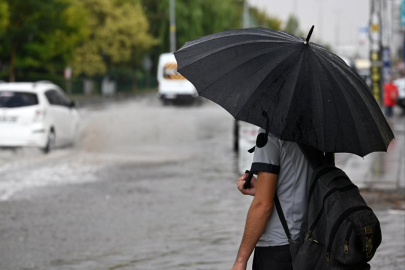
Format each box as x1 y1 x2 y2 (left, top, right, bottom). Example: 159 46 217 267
0 91 39 108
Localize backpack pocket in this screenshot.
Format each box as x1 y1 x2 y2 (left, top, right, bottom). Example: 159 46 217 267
332 220 364 265
342 221 365 264
292 232 323 270
289 222 307 261
327 206 381 267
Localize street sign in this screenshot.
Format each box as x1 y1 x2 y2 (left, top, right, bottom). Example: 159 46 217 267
382 47 390 83
64 67 72 80
142 56 153 72
401 0 405 28
369 7 382 103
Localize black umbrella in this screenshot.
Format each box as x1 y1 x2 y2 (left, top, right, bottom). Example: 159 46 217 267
174 26 394 157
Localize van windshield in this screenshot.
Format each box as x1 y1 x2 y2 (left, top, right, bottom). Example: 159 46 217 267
163 63 186 80
0 91 39 108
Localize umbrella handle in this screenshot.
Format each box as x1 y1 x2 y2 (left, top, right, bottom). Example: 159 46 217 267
243 170 254 189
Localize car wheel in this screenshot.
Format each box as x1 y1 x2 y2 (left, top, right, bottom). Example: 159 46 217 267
42 130 56 154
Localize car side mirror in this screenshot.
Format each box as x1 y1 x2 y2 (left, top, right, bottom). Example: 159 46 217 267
68 100 76 108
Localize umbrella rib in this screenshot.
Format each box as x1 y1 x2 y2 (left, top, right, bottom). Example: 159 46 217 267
256 28 303 42
311 53 348 153
315 51 392 152
279 49 321 148
214 47 299 104
313 46 383 107
178 40 295 69
234 46 306 121
312 51 367 155
308 49 326 150
180 28 301 50
263 46 306 122
196 44 300 97
311 46 385 119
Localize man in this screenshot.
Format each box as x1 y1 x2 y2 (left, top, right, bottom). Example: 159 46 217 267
384 76 398 117
232 130 312 270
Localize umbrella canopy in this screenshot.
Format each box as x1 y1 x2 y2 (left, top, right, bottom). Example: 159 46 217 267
174 27 394 157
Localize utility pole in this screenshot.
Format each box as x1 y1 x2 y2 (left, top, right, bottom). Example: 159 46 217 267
169 0 176 52
317 0 324 43
335 10 342 48
293 0 298 17
243 0 249 28
369 0 383 103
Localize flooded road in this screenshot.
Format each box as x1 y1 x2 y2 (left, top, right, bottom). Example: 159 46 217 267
0 95 403 270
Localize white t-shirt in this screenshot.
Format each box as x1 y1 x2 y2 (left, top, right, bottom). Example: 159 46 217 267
252 129 312 246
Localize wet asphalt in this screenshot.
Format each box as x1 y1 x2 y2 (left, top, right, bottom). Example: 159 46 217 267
0 95 404 270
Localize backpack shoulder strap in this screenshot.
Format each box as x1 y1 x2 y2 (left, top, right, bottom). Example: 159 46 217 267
274 193 291 240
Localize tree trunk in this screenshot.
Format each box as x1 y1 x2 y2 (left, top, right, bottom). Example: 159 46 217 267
9 41 17 82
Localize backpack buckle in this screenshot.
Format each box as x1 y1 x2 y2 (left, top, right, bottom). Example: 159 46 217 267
366 236 373 258
304 230 312 241
365 226 373 258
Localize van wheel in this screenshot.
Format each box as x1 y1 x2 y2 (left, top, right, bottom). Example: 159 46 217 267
42 130 56 154
161 99 171 106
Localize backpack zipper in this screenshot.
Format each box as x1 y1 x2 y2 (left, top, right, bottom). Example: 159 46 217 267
326 205 372 264
308 166 339 205
307 184 357 236
344 222 354 254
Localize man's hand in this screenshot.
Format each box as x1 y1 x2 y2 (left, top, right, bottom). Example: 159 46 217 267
237 173 257 196
231 261 247 270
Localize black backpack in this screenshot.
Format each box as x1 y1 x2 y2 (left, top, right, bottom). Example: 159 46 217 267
274 144 382 270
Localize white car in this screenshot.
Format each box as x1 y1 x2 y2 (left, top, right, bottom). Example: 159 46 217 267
0 81 79 153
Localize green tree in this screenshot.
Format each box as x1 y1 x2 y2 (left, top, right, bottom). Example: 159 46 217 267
142 0 242 74
249 6 281 30
0 0 88 81
72 0 156 77
0 0 9 36
284 14 300 36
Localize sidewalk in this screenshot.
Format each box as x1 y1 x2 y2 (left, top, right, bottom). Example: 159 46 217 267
336 108 405 191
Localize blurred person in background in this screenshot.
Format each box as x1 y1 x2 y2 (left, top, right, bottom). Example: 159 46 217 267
384 76 398 117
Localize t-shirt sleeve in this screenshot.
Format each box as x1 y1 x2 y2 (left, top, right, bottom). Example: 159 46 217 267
251 128 281 175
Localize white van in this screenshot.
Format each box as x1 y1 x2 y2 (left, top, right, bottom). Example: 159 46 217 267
157 53 197 104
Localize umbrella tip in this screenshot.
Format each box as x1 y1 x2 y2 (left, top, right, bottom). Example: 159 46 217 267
304 25 315 44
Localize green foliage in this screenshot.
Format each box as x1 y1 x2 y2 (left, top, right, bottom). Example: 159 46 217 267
143 0 243 74
143 0 283 74
0 0 9 36
0 0 89 80
72 0 156 77
0 0 294 82
22 0 89 71
249 7 281 30
143 0 240 53
284 15 300 36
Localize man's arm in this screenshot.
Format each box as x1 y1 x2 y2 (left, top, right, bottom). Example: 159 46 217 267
232 171 278 270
